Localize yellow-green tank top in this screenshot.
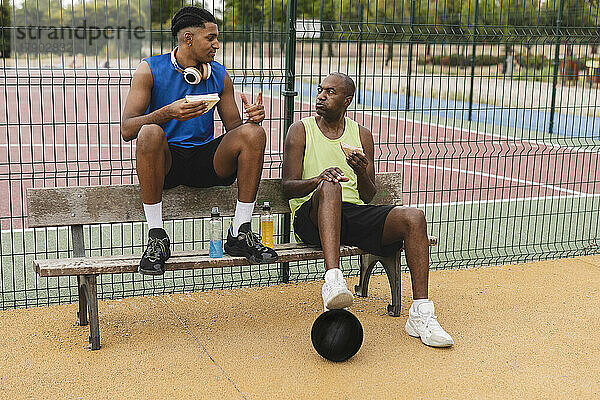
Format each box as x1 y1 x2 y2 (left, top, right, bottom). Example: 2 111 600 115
289 116 365 226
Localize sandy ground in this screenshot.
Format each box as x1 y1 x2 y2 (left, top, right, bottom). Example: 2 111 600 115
1 256 599 399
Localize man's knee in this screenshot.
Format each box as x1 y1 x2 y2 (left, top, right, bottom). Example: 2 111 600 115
393 206 426 231
316 180 342 203
238 123 266 150
136 124 167 155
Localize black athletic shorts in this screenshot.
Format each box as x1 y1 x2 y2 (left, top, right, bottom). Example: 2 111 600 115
163 135 237 189
293 198 403 257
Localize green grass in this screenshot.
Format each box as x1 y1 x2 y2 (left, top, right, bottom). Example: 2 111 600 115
508 65 564 83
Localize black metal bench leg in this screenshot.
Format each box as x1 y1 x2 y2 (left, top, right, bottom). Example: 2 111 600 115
77 276 88 326
355 254 379 297
82 274 101 350
379 251 402 317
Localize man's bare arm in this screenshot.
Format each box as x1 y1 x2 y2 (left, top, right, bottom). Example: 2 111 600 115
121 61 210 141
216 72 244 132
282 122 348 199
120 62 170 141
283 122 316 198
354 125 377 203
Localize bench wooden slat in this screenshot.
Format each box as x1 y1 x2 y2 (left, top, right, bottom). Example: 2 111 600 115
26 173 402 228
35 236 437 277
34 243 366 276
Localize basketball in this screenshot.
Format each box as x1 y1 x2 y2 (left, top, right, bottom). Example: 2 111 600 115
311 309 363 362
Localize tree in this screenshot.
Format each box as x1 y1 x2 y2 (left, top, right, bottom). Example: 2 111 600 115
151 0 189 28
496 0 540 56
435 0 466 39
224 0 264 30
540 0 600 33
540 0 600 56
416 0 467 52
460 0 501 44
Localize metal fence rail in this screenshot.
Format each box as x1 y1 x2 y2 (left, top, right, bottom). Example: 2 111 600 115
1 0 600 309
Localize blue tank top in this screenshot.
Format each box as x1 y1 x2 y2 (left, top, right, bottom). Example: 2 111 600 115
144 53 226 147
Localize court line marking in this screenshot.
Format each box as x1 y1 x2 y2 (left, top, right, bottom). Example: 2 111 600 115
413 193 600 209
5 193 600 236
350 107 600 154
1 143 127 148
261 92 600 155
6 91 597 156
1 224 144 235
4 82 598 154
396 161 585 196
394 115 600 155
272 93 598 198
1 92 594 207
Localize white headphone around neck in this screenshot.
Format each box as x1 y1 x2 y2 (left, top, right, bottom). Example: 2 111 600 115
170 47 212 85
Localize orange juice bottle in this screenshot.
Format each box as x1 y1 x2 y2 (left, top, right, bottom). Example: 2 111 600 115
260 201 274 248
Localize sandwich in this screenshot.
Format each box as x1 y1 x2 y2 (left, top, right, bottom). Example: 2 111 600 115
184 93 220 111
340 142 364 157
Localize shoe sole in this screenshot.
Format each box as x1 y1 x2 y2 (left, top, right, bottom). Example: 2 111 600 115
224 245 278 265
324 291 354 310
138 265 166 276
138 249 170 276
404 320 454 348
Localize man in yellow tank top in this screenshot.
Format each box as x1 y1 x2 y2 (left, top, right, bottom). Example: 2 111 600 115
282 73 453 347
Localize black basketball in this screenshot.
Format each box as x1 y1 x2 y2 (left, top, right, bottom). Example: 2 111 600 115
311 309 363 362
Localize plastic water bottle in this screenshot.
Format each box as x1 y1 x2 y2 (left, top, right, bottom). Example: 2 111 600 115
209 207 223 258
260 201 274 248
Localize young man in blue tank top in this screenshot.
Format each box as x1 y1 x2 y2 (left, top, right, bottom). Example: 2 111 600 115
282 73 453 347
121 7 277 275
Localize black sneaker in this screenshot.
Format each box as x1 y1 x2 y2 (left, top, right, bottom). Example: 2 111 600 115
224 222 278 264
139 228 171 275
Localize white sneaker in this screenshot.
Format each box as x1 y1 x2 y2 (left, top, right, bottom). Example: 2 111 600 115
322 269 353 311
405 301 454 347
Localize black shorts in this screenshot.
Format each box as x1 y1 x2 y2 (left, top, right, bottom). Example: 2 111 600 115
164 135 237 189
293 199 402 257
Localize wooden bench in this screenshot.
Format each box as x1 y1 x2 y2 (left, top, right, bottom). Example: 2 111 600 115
26 172 437 350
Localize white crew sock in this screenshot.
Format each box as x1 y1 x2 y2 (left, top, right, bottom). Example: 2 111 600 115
143 202 163 230
411 298 430 313
232 200 255 236
324 268 344 283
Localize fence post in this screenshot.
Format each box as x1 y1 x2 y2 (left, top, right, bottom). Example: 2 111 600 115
268 21 273 60
280 0 298 284
318 5 324 82
243 14 247 70
549 0 565 134
407 0 415 111
357 3 363 104
468 0 479 121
